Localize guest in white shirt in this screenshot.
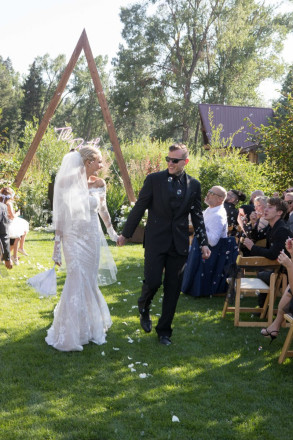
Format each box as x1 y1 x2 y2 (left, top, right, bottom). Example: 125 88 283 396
203 186 228 247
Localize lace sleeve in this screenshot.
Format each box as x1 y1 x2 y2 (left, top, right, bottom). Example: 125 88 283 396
52 233 62 265
98 185 118 242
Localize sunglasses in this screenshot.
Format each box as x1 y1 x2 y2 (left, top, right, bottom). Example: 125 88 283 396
165 156 186 164
208 190 223 197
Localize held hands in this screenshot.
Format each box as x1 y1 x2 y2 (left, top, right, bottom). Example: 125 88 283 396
201 245 211 260
117 235 127 247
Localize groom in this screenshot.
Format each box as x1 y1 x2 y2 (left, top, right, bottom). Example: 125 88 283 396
117 143 210 345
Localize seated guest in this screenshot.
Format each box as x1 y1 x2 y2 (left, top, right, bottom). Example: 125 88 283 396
0 202 13 269
249 196 269 232
224 189 246 236
242 197 293 307
284 191 293 233
249 189 265 204
261 238 293 342
203 186 228 246
237 204 255 234
237 190 264 232
182 186 238 297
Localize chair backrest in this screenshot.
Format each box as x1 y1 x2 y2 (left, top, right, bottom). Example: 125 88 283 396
236 255 280 269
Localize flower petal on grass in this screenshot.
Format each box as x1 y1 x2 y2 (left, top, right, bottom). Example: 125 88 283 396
172 416 180 422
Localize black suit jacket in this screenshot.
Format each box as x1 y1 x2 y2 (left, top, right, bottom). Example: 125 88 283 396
0 202 11 261
122 170 208 256
249 218 293 259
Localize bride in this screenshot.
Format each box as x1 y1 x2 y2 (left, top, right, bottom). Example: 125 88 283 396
46 146 118 351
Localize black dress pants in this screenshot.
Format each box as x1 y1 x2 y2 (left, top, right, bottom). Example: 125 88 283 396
138 246 187 337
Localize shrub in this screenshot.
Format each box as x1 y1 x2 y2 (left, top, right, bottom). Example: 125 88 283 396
198 110 272 206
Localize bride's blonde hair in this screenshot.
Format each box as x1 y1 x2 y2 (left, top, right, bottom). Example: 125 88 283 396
79 146 101 163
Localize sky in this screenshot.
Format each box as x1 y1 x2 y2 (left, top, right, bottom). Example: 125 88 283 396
1 0 293 106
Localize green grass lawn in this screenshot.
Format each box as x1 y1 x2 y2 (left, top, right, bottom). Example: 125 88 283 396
0 230 292 440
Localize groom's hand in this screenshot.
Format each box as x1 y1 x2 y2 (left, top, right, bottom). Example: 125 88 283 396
5 259 13 269
117 235 127 247
201 245 211 260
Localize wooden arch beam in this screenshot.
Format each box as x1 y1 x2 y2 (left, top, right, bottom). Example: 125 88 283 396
14 29 136 203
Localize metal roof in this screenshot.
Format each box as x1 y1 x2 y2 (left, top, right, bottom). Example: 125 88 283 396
198 103 274 149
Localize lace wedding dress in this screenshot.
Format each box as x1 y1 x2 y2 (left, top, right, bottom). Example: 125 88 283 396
45 187 117 352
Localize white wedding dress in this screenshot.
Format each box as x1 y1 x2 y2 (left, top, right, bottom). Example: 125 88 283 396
45 187 116 351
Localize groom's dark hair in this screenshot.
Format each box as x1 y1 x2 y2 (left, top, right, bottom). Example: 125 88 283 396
169 143 189 159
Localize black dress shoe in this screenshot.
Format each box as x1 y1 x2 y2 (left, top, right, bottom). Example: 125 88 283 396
159 336 172 346
140 312 152 333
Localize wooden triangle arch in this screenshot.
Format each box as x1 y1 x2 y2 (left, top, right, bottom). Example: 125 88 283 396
14 29 136 203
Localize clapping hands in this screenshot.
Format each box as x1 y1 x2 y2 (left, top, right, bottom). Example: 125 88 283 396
285 237 293 256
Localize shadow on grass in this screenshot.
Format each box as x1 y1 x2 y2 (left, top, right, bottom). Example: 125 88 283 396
1 242 293 440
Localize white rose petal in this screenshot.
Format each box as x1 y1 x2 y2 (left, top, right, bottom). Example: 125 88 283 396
101 351 105 356
139 373 147 379
113 347 120 351
127 337 134 343
172 416 180 423
131 368 136 372
128 363 134 368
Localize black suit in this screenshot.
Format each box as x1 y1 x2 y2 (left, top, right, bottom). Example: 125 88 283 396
249 218 293 306
122 169 208 337
0 202 11 261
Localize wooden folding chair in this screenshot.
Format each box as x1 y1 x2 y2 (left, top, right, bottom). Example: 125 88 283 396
278 314 293 364
222 255 283 327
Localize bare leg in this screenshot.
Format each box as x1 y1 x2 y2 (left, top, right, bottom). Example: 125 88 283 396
264 286 292 333
12 237 20 260
19 232 27 253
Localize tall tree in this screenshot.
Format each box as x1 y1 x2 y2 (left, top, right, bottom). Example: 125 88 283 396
113 0 293 146
0 57 22 150
21 61 45 128
54 55 110 141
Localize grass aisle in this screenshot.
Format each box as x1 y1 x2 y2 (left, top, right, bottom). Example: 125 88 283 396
0 231 292 440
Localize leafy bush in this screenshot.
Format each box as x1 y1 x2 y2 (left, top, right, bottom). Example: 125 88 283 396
246 93 293 193
198 111 272 206
15 121 70 226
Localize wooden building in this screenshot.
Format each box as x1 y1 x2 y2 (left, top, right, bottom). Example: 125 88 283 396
198 103 274 163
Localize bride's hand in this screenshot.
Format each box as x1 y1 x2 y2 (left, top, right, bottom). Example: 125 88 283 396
117 235 127 247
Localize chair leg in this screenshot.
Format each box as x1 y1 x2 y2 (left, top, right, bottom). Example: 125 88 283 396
266 273 276 326
234 278 241 326
278 324 293 364
222 300 228 318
